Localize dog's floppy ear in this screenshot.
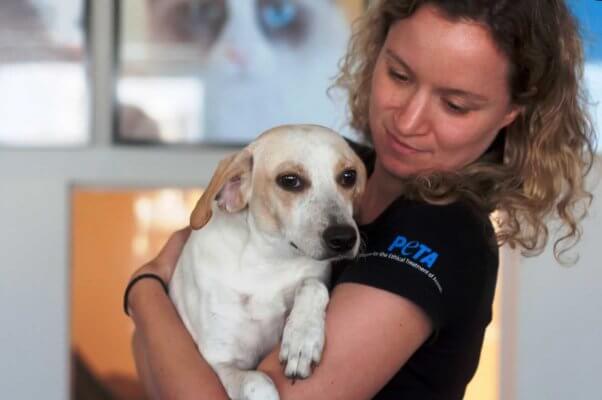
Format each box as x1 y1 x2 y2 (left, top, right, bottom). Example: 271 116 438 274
190 147 254 230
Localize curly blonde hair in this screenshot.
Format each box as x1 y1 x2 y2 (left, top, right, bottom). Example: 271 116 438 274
335 0 596 262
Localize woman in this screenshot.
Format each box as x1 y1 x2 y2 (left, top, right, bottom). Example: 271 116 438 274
124 1 595 398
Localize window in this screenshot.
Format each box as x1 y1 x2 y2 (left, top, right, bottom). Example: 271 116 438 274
0 0 90 147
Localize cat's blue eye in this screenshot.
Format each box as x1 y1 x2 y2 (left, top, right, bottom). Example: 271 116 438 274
256 0 306 45
261 2 298 30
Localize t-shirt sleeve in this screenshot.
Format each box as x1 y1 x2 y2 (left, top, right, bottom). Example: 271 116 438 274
334 201 498 330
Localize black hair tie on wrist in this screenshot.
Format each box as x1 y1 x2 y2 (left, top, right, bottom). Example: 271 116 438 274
123 273 169 316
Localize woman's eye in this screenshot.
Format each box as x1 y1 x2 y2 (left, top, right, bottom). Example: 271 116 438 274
277 174 305 191
445 100 470 115
338 169 357 188
388 68 410 83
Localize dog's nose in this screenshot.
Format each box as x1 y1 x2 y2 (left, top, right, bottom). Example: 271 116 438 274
323 225 357 253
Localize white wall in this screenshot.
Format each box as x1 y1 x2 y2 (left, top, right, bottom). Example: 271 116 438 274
514 159 602 400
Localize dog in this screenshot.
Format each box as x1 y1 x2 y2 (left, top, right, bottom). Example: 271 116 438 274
169 124 367 400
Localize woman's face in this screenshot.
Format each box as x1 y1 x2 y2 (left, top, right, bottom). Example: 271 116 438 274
369 5 520 177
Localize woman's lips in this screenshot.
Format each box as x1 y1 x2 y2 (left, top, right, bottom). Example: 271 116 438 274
386 130 429 156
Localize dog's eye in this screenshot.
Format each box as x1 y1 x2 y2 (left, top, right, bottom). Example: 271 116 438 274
338 169 357 188
277 174 305 191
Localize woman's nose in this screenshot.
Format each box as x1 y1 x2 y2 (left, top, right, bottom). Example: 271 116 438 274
394 90 430 136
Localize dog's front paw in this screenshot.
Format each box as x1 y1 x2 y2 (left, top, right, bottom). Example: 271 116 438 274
279 314 325 379
241 372 279 400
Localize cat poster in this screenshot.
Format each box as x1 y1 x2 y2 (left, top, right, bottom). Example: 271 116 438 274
569 0 602 150
0 0 89 147
116 0 363 145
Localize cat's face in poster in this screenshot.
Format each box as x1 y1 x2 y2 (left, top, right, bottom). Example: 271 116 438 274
145 0 352 141
147 0 312 53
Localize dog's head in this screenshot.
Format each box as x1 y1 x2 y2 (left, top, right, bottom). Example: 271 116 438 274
190 124 367 260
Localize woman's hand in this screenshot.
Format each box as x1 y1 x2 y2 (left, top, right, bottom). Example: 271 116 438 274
130 227 191 284
125 227 191 317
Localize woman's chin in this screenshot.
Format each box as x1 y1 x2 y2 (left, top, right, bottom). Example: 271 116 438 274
380 155 431 178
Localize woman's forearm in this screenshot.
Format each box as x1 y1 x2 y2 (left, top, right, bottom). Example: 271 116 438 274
128 279 229 400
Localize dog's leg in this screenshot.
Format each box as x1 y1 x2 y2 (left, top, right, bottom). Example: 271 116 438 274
214 363 280 400
279 278 329 379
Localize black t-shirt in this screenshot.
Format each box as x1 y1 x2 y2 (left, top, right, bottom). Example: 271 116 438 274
333 141 499 399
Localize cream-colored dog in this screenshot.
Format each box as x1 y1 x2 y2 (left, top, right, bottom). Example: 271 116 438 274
169 124 366 400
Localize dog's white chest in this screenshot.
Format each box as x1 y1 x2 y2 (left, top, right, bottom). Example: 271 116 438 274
170 218 328 369
204 285 292 366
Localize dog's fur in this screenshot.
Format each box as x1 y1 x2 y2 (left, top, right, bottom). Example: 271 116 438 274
169 125 366 400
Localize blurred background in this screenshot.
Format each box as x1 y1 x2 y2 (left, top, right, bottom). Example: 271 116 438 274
0 1 600 399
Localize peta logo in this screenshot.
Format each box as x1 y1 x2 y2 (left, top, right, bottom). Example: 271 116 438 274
387 235 439 268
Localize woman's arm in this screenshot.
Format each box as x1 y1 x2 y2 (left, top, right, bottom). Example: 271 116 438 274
126 229 229 400
258 282 433 400
129 279 229 400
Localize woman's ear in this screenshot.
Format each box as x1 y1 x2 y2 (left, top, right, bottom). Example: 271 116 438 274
500 104 523 130
190 147 254 230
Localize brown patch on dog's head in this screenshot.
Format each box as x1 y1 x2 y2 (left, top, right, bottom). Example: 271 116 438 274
334 154 367 217
252 174 281 234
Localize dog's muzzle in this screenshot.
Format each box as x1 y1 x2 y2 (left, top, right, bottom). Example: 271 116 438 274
322 224 358 255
